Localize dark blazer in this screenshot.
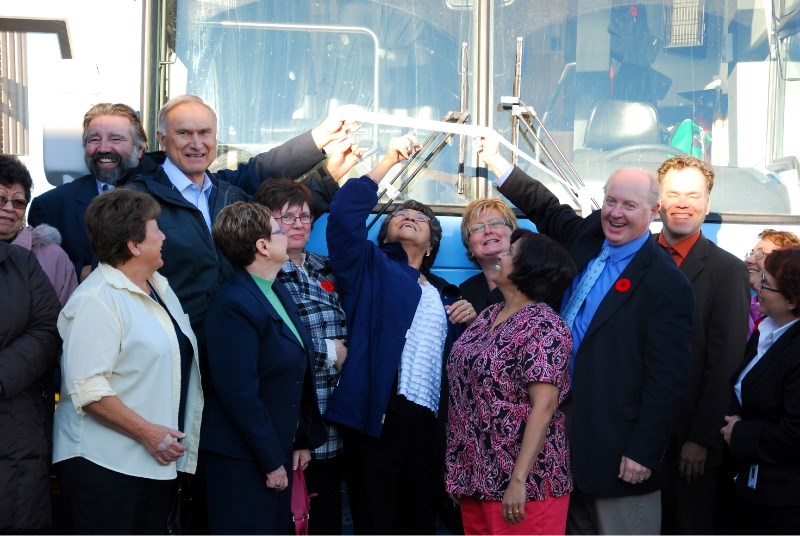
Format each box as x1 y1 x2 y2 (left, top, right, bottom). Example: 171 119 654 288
121 131 332 340
458 272 503 314
27 175 99 277
659 232 750 468
728 321 800 506
201 270 326 473
498 166 694 497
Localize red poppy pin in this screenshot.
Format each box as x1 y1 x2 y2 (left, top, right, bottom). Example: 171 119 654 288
615 278 631 292
320 280 335 293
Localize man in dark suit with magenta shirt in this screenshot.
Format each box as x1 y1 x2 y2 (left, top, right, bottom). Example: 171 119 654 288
476 136 694 534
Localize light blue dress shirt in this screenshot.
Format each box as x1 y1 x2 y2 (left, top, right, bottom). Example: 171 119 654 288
161 158 214 230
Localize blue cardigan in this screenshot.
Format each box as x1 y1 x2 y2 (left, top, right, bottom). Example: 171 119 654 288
325 176 461 437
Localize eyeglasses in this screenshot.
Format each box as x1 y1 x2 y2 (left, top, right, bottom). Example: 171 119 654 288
745 250 766 261
271 227 286 235
469 219 509 235
760 275 781 294
0 194 28 210
279 213 313 225
391 209 430 223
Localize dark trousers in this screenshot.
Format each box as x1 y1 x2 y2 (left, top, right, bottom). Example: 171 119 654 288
305 455 343 535
342 396 438 535
741 501 800 534
202 451 293 535
54 457 176 535
661 464 718 534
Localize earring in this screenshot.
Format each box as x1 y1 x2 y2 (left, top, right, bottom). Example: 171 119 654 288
493 263 501 272
425 250 431 258
134 250 141 257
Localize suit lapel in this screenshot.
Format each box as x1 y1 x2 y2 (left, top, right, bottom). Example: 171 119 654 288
273 280 314 352
74 177 99 227
583 238 654 340
240 272 308 352
742 320 800 385
677 233 709 283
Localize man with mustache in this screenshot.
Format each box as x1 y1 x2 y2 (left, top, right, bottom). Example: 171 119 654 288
28 103 147 281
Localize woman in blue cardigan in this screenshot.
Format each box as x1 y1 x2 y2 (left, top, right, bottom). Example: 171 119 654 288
324 135 476 533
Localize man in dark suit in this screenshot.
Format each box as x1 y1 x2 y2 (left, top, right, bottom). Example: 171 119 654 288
120 94 354 341
658 156 750 534
476 136 694 534
28 103 147 281
655 156 750 534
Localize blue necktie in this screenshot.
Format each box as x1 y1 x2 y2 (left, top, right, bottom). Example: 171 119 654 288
101 183 112 192
562 246 610 330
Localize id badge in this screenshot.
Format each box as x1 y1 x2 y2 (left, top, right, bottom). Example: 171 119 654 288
747 463 759 490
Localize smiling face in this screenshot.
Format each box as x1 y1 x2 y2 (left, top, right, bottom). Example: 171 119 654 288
487 239 518 287
745 238 780 290
84 115 144 185
466 207 512 269
659 167 710 244
276 202 312 256
385 208 432 252
157 102 217 184
135 219 166 273
0 182 27 240
601 169 659 246
757 269 796 326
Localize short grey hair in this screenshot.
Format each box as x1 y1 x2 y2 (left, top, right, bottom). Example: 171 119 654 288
157 94 218 135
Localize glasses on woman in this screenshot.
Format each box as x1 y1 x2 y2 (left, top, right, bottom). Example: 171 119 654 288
391 209 430 223
279 213 313 225
469 219 509 235
745 249 766 261
759 274 781 294
0 194 28 210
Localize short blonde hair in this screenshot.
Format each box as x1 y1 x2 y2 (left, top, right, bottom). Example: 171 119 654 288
460 198 518 262
657 155 715 194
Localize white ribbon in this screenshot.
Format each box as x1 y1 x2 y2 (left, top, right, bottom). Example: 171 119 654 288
336 105 598 212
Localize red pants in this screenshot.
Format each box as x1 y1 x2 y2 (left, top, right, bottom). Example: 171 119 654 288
459 491 570 535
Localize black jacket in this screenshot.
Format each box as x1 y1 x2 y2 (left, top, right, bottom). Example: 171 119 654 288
729 322 800 506
0 243 61 532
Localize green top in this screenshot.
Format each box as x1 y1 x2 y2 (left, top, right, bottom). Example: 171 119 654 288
250 273 304 348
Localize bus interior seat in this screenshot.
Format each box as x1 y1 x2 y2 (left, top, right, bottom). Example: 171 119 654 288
43 123 89 187
581 99 661 151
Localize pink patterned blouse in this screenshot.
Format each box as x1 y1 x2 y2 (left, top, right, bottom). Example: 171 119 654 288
445 301 573 501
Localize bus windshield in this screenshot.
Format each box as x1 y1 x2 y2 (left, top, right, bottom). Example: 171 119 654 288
165 0 800 220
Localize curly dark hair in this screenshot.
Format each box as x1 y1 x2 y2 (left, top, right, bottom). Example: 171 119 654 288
0 154 34 201
508 229 577 310
377 199 442 274
764 247 800 318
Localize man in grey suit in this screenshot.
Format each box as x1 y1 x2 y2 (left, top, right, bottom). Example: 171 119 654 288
655 155 750 534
